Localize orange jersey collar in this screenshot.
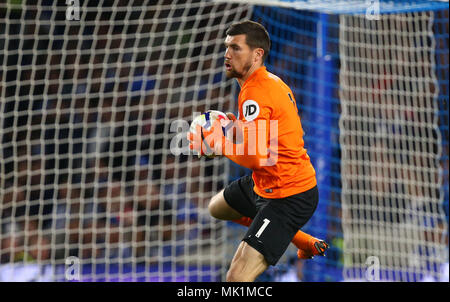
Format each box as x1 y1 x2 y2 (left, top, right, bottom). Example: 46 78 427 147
241 66 267 89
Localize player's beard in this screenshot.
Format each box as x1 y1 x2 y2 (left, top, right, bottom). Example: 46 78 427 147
226 58 253 79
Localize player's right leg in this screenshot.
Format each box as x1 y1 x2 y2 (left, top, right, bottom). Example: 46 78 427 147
208 189 243 221
208 175 258 221
295 235 329 259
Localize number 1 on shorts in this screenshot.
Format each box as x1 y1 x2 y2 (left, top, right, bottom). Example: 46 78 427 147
255 218 271 238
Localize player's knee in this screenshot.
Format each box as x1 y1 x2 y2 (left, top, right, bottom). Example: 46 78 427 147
225 269 238 282
226 268 250 282
208 197 217 218
208 190 242 221
208 190 226 219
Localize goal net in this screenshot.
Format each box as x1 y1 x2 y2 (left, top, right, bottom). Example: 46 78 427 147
0 0 448 282
247 1 448 282
339 9 449 281
0 0 251 282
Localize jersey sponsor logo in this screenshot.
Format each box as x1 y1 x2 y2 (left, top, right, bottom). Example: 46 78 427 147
242 100 260 122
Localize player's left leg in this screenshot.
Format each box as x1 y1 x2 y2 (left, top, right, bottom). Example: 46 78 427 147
231 185 329 259
226 241 268 282
233 216 328 259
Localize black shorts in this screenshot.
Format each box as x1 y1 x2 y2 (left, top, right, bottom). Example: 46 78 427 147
223 175 318 266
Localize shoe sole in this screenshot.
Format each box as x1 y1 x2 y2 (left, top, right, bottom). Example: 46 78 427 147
314 241 329 257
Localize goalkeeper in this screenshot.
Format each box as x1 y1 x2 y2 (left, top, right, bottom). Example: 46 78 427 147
188 20 328 282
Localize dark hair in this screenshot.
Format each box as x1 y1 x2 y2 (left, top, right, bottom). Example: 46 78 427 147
226 20 271 62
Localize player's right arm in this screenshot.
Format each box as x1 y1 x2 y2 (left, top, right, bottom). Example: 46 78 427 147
188 85 276 169
221 88 276 170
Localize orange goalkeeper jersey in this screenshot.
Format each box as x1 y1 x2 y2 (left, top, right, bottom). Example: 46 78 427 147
225 66 317 198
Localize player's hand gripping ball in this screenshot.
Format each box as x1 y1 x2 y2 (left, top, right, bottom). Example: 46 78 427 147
188 110 232 158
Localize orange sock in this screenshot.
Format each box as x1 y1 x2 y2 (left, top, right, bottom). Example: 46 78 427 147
232 216 314 251
291 230 316 251
232 217 252 227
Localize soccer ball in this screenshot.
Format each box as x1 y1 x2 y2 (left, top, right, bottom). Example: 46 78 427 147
189 110 231 157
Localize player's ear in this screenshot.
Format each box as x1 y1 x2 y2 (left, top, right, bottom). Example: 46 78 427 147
254 48 264 63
